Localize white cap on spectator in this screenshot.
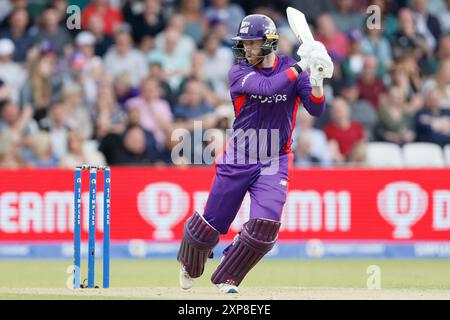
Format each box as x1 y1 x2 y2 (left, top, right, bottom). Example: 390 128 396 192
0 38 15 56
75 31 96 46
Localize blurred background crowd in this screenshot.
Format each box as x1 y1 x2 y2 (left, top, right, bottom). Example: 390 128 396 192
0 0 449 168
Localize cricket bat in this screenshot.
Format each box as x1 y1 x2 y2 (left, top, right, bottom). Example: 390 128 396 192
286 7 323 72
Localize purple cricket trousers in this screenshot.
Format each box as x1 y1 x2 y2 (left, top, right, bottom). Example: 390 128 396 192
203 152 293 234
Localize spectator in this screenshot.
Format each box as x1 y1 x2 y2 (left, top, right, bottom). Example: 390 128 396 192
339 79 377 141
361 24 393 70
62 82 93 140
396 52 424 97
19 46 62 122
39 100 74 160
149 29 191 91
113 72 140 109
104 26 149 87
100 124 159 165
204 0 245 40
74 31 103 75
315 13 350 60
356 55 387 110
0 129 24 168
428 33 450 74
324 97 366 163
0 100 38 144
375 86 416 145
341 29 367 81
125 77 173 151
85 13 114 57
123 123 161 165
389 61 422 103
81 0 124 36
179 0 206 46
422 58 450 109
411 0 442 51
24 130 59 167
72 31 105 106
415 88 450 146
154 14 196 59
391 8 431 72
330 0 365 33
148 62 175 107
128 0 166 46
0 0 28 30
178 51 221 107
60 130 106 168
293 108 333 167
0 8 34 62
31 6 72 58
0 38 26 103
207 17 231 47
173 78 215 120
93 81 127 140
203 33 233 100
171 79 221 165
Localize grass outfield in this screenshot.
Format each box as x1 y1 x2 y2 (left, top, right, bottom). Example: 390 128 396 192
0 259 450 299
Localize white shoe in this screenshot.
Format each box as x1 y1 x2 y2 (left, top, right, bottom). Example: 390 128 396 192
216 283 239 293
179 266 195 290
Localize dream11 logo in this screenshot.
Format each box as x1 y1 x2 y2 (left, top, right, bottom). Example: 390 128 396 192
137 183 190 240
377 181 450 239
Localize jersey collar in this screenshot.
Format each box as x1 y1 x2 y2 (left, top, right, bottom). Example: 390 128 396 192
254 55 279 73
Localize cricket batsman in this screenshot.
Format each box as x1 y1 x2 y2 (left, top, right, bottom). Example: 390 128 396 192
177 13 333 293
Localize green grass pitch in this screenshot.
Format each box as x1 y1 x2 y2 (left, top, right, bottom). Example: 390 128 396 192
1 259 450 299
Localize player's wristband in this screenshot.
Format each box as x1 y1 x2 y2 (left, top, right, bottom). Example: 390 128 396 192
292 63 303 74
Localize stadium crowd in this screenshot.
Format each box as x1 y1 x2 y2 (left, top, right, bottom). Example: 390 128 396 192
0 0 449 168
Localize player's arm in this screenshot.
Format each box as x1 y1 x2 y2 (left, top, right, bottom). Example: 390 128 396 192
229 66 303 97
292 40 334 117
294 71 326 117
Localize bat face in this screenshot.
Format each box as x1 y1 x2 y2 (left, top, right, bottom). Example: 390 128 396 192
286 7 314 44
286 7 325 73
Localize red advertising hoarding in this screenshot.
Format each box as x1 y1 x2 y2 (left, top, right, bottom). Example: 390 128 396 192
0 168 449 242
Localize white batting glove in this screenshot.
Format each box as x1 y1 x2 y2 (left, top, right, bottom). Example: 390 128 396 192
308 49 334 86
296 41 326 68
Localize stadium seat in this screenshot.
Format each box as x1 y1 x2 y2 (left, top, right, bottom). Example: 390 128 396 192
444 145 450 167
366 142 403 167
402 143 445 168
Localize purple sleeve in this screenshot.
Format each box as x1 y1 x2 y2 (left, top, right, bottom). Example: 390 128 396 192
229 65 297 97
296 72 326 117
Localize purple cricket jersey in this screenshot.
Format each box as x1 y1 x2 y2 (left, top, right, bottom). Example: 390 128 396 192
203 54 326 234
228 54 326 155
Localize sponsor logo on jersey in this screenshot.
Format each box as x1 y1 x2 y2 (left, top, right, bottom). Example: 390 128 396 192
250 94 288 104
